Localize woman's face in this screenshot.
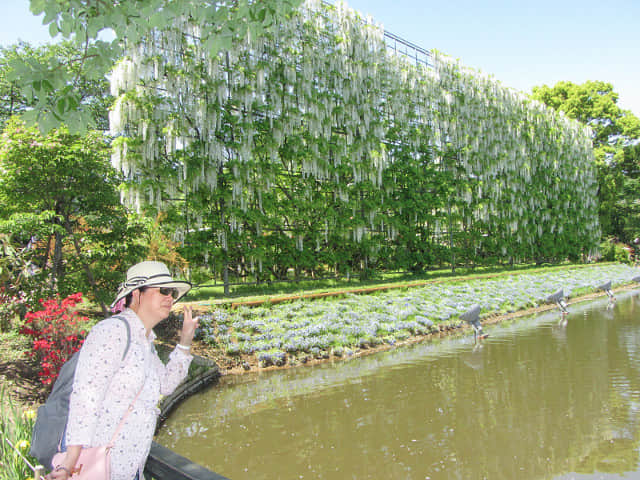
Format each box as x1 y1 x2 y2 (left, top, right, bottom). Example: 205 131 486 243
136 287 175 326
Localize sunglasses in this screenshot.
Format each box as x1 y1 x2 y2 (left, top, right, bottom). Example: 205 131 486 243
158 287 180 300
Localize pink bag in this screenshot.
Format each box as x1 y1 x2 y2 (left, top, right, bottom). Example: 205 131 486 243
51 388 143 479
52 445 111 479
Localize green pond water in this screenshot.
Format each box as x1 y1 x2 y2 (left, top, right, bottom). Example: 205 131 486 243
157 290 640 479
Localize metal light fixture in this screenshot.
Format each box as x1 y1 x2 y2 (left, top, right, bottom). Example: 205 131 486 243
546 288 568 315
597 280 615 300
460 304 488 342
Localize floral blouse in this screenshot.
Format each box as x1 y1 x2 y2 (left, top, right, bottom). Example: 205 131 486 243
66 308 192 480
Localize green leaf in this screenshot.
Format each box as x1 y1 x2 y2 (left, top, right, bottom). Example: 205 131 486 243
49 21 59 38
60 16 74 38
250 6 267 23
66 95 79 111
56 97 67 115
29 0 47 15
20 110 39 125
41 79 54 93
149 12 166 30
37 111 59 135
65 111 90 135
42 6 59 25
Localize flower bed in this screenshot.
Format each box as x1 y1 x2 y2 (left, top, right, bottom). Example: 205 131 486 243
196 264 640 367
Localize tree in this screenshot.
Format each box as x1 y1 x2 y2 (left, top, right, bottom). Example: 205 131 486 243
615 143 640 243
0 118 147 314
0 43 32 127
0 41 111 130
531 81 639 145
7 0 303 134
532 81 640 242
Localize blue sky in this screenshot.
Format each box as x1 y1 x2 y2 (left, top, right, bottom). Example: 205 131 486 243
1 0 639 117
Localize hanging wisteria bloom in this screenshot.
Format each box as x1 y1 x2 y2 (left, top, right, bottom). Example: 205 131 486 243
109 0 599 268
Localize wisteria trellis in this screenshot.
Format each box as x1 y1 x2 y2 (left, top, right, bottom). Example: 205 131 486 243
109 0 600 276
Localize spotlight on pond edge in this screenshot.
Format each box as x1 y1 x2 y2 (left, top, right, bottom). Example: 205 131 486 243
597 280 615 300
546 288 568 315
460 304 488 342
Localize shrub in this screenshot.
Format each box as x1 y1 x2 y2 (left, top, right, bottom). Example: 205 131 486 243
0 233 33 331
599 238 632 264
20 293 91 386
0 286 27 332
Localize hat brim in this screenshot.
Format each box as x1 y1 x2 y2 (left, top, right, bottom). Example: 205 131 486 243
111 279 191 308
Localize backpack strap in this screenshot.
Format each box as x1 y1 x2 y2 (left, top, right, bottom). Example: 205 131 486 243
111 314 131 361
104 315 142 447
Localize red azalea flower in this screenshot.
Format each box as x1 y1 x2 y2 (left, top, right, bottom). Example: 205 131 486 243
22 293 90 383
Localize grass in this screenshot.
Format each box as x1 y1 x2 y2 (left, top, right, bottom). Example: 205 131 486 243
0 332 31 363
0 388 39 480
0 332 42 412
186 261 594 306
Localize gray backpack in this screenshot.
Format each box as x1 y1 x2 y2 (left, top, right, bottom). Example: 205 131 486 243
29 315 130 468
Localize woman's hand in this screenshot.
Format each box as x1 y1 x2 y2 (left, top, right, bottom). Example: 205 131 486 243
47 465 71 480
46 446 81 479
178 306 199 348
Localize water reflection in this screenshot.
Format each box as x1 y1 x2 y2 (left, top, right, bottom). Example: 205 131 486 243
158 291 640 480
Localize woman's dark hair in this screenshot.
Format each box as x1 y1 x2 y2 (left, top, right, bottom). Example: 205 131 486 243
124 286 148 308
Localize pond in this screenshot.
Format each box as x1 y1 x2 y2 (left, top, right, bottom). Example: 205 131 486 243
157 290 640 480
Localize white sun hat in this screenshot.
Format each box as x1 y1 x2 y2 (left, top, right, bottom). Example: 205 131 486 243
111 261 191 308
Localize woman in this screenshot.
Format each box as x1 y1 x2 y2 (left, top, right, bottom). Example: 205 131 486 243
48 261 199 480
